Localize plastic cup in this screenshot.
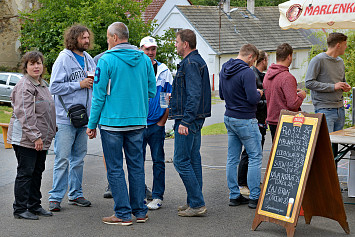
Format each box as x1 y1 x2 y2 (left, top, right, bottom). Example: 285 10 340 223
286 198 294 218
87 71 95 80
160 92 169 108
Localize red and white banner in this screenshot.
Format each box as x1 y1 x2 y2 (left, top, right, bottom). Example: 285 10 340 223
279 0 355 29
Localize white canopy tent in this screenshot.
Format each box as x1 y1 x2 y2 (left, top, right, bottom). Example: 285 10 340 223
279 0 355 29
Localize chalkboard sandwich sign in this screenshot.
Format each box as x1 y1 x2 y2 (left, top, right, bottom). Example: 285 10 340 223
259 112 317 222
252 110 349 237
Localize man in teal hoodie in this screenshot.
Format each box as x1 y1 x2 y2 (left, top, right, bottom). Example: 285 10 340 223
86 22 156 225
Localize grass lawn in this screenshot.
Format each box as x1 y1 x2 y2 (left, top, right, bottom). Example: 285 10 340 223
0 105 12 134
211 96 223 105
201 122 227 136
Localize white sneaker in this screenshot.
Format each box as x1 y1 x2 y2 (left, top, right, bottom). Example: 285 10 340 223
147 199 163 210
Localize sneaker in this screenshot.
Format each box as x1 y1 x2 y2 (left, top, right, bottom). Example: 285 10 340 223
136 215 148 223
49 201 61 212
248 199 259 209
30 207 53 217
145 186 153 201
147 199 162 210
239 186 250 196
102 215 133 226
14 210 39 220
178 204 189 211
229 195 249 206
103 184 113 199
178 206 207 217
68 197 91 207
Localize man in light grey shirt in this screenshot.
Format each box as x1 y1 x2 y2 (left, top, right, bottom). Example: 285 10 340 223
305 32 351 156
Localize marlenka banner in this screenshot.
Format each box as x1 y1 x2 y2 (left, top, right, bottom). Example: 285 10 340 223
279 0 355 29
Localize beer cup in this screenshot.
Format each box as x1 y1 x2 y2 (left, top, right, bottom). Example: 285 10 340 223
286 198 294 218
87 71 95 80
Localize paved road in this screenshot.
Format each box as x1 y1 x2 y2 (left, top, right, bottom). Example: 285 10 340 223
0 101 354 236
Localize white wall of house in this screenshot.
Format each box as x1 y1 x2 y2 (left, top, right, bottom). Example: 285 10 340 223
153 0 191 26
266 49 309 86
153 7 217 89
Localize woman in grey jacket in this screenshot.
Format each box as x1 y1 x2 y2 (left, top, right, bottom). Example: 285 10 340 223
7 51 56 220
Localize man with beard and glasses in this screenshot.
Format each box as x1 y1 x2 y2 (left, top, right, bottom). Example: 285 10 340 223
48 24 96 212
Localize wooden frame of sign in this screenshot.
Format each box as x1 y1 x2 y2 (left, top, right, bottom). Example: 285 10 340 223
252 110 350 237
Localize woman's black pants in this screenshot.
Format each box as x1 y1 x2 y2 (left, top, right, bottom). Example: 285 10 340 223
13 145 47 215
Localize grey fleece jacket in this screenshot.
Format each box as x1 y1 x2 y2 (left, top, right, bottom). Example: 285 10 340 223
49 49 96 125
305 52 346 110
8 75 56 150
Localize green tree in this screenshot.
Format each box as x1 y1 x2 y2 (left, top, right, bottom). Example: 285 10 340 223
153 28 178 70
19 0 156 73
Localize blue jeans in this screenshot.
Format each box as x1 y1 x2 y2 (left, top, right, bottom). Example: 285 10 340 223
49 124 87 202
224 116 262 200
100 128 147 221
315 107 345 133
143 124 165 200
315 107 345 160
173 119 205 208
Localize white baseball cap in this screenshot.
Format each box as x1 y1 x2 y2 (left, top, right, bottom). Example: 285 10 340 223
140 36 158 48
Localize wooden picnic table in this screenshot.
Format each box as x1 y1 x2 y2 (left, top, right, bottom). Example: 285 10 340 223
0 123 12 149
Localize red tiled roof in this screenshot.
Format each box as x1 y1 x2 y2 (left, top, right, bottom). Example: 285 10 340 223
143 0 166 23
142 0 192 23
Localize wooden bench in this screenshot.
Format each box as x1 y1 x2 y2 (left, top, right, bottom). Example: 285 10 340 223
0 123 12 149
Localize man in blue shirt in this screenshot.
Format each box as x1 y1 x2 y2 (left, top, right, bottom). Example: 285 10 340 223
140 36 173 210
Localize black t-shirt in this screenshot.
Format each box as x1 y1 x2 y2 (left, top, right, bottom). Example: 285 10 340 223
153 62 158 76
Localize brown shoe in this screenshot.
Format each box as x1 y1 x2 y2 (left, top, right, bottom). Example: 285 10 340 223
177 204 189 211
102 215 133 226
178 206 207 217
136 215 148 223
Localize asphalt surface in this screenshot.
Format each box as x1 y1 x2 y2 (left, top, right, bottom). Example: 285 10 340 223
0 101 354 237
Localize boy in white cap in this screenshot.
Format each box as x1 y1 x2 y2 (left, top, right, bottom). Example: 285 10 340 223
140 36 173 210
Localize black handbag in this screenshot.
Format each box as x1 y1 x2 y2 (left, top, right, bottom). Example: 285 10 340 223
58 89 89 128
67 104 88 128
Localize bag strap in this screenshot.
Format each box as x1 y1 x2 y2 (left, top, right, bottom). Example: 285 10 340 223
58 88 88 112
58 95 68 113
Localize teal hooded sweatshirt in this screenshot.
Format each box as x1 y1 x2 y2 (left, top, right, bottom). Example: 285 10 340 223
88 45 156 129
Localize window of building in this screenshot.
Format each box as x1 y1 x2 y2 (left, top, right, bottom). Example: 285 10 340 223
291 52 298 69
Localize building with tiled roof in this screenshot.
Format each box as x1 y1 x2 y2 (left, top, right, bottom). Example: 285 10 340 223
153 4 315 90
143 0 191 25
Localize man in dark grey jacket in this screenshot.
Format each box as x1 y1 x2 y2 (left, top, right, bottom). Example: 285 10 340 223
305 32 351 156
